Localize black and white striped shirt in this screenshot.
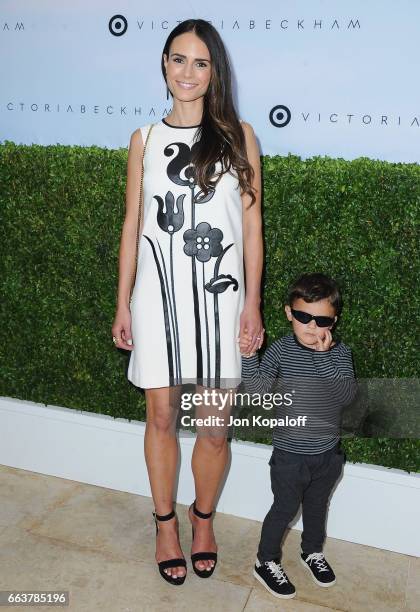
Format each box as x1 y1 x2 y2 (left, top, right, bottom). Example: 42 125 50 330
241 333 357 454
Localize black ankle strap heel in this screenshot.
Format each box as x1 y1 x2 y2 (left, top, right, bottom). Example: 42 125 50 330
192 501 213 520
190 500 218 578
153 508 176 529
153 508 187 586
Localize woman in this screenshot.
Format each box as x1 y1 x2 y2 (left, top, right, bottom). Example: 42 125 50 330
112 19 263 585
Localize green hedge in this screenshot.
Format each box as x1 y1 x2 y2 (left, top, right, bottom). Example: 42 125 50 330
1 141 419 472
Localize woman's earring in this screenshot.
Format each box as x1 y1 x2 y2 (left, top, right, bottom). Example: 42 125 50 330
166 85 170 100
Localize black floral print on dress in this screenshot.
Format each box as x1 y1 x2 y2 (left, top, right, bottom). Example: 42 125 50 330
145 138 238 387
183 222 223 262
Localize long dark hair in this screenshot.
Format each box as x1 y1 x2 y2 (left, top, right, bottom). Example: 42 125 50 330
161 19 256 206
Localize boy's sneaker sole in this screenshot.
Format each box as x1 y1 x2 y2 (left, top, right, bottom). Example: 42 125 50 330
253 568 296 599
300 558 336 587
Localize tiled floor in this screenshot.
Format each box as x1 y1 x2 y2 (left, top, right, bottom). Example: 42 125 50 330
0 465 418 611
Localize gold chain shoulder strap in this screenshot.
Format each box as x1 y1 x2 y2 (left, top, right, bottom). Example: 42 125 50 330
130 123 154 299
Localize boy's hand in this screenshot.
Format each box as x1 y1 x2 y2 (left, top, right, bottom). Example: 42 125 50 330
238 328 265 357
239 333 256 357
314 328 333 352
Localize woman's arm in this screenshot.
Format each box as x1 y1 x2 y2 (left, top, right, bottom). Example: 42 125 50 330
111 128 143 351
240 121 264 355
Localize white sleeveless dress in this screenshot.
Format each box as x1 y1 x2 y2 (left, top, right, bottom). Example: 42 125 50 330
127 119 245 389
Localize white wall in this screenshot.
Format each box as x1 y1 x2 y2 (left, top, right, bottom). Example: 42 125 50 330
1 396 419 557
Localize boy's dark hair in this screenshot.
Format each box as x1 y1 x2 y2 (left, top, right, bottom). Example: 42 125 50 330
287 273 342 315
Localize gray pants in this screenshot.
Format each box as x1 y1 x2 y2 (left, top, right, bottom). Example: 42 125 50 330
257 445 345 563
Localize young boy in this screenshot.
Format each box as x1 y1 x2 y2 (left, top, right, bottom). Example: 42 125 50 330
240 273 357 599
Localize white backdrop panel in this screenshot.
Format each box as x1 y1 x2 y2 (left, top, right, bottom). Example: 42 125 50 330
0 0 419 161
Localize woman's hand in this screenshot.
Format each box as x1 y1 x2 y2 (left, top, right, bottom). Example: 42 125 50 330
238 303 264 356
111 305 134 351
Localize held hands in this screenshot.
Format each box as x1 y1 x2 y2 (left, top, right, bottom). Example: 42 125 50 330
238 304 264 357
239 333 263 357
111 304 134 351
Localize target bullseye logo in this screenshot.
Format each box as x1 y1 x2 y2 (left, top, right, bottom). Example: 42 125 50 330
269 105 291 128
109 15 128 36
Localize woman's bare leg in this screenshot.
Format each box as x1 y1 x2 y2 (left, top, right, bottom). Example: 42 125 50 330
144 385 184 579
189 385 234 572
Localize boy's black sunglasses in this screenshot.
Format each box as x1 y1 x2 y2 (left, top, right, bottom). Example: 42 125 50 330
291 309 335 328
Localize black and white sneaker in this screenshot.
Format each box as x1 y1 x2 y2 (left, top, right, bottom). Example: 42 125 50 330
300 552 336 587
253 558 296 598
